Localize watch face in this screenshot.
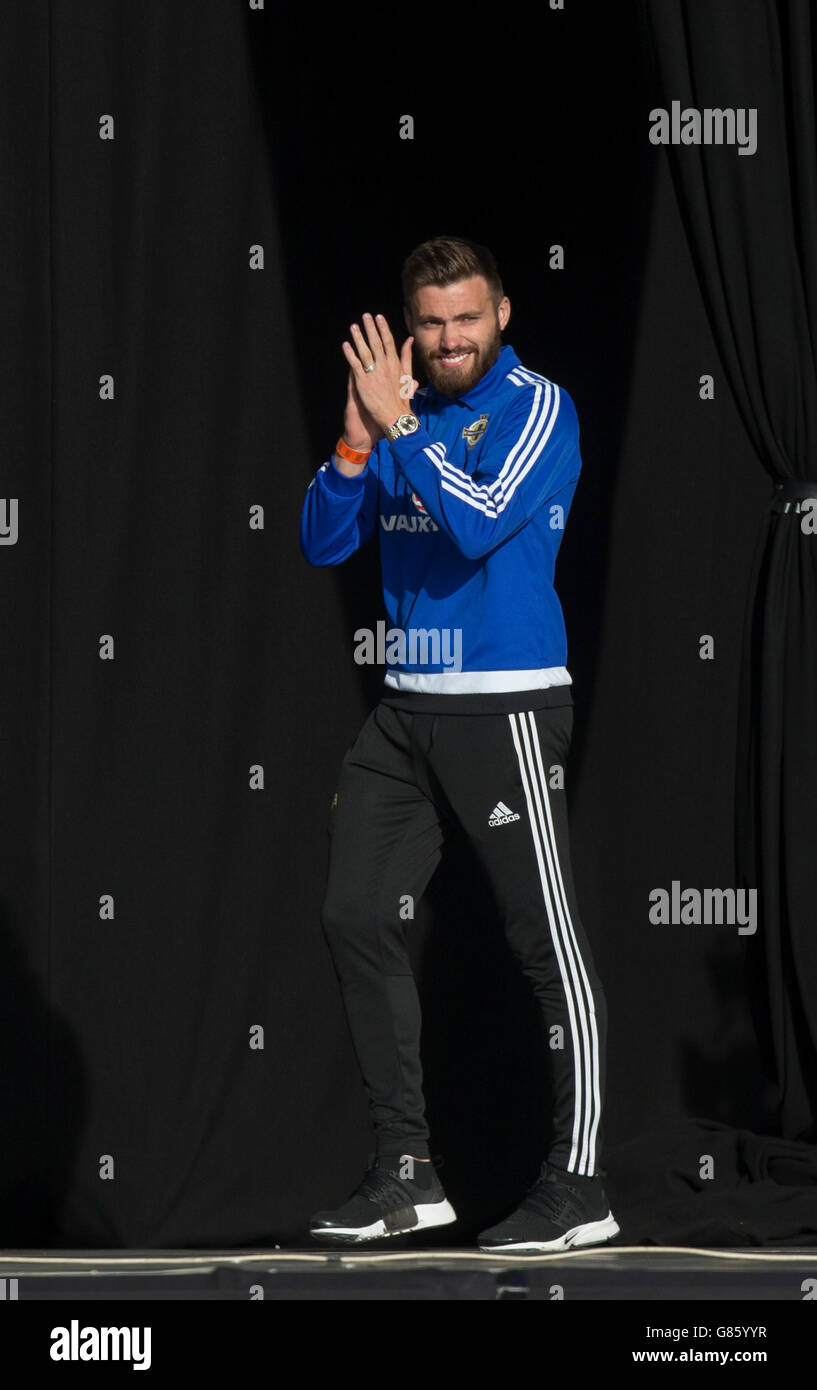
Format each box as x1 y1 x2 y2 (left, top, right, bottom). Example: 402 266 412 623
399 414 419 433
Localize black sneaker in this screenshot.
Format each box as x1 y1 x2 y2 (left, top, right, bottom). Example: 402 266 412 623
309 1154 457 1244
477 1160 620 1253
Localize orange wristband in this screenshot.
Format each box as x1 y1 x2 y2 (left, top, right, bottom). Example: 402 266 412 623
335 437 372 465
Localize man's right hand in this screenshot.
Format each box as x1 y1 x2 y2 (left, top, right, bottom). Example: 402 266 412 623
342 368 381 454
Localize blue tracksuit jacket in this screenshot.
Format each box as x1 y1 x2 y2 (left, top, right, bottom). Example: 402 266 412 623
300 343 581 711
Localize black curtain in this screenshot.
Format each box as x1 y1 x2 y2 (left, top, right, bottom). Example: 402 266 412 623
642 0 817 1144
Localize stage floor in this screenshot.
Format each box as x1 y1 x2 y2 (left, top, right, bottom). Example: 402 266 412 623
3 1245 817 1299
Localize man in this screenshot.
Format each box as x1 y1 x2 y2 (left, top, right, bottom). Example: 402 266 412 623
299 236 619 1253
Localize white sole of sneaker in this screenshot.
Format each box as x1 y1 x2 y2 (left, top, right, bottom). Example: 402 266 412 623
310 1198 458 1242
478 1212 620 1254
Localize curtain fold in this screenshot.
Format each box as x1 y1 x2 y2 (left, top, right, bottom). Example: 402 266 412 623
641 0 817 1139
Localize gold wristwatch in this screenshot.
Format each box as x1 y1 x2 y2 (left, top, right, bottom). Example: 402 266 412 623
385 413 421 442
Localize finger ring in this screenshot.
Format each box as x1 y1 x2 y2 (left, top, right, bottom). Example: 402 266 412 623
364 363 376 373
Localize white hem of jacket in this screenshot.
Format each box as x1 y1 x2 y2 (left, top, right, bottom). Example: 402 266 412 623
382 667 572 694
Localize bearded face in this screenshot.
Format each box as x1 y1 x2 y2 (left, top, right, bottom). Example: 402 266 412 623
406 276 511 398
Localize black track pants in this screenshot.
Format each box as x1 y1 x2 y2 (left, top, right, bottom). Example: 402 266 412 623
320 699 607 1176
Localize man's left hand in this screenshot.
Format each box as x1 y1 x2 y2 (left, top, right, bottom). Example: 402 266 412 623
342 313 417 433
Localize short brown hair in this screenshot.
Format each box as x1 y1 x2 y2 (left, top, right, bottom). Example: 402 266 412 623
401 236 504 311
